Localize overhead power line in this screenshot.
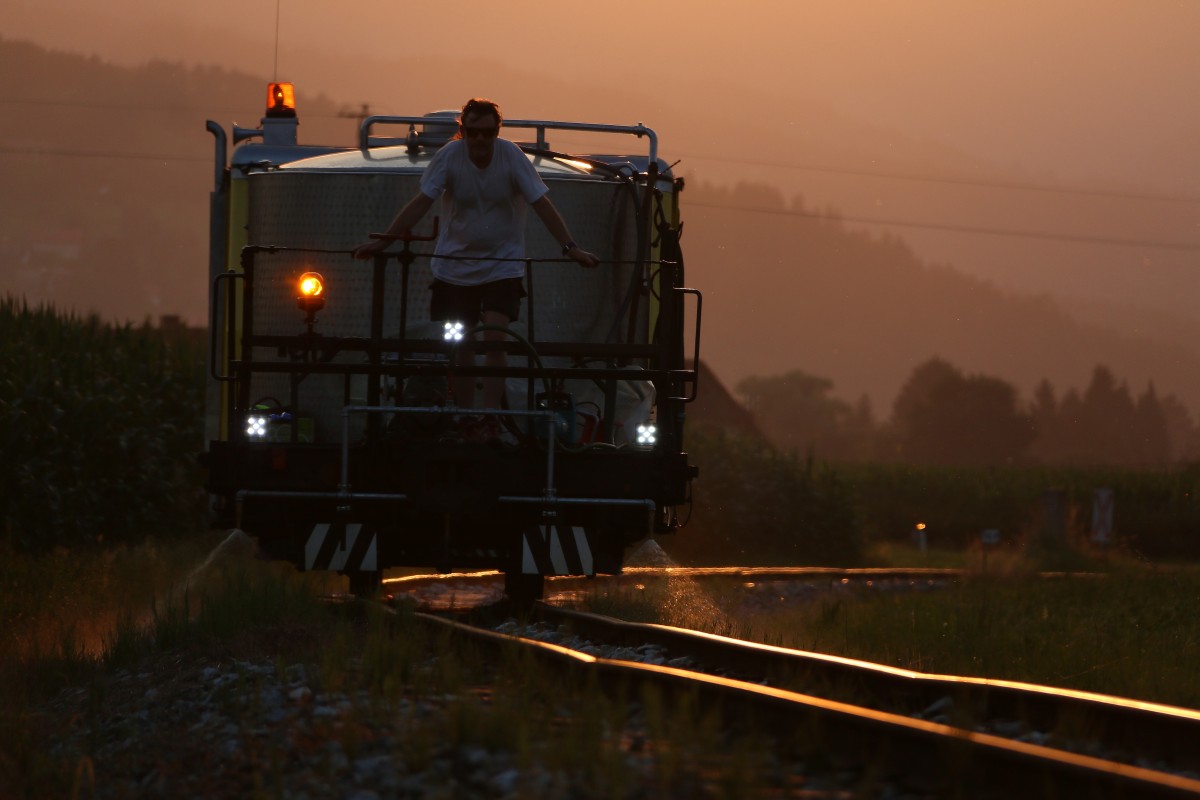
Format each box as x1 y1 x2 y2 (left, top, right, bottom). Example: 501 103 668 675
0 96 353 120
4 96 1198 205
0 144 205 163
686 200 1200 252
1 139 1195 252
675 152 1200 205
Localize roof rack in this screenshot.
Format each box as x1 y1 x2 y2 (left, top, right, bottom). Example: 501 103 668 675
358 116 658 163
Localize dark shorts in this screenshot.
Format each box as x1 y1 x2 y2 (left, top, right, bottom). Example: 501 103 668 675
429 277 526 324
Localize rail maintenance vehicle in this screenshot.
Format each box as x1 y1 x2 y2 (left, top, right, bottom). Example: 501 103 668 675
203 83 701 602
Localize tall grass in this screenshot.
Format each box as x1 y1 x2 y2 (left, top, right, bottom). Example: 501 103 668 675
1 538 793 798
673 423 1200 565
751 568 1200 709
0 297 206 554
581 568 1200 711
0 536 307 797
672 426 862 566
839 461 1200 560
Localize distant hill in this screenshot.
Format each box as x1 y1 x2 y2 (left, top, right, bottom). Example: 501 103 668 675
682 180 1200 417
4 38 1200 422
0 38 348 323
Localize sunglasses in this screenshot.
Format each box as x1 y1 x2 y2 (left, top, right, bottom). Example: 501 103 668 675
462 125 499 139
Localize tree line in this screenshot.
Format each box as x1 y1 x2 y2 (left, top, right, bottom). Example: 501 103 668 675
736 359 1200 467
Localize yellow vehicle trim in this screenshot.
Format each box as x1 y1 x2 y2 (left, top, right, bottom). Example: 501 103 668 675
217 175 250 441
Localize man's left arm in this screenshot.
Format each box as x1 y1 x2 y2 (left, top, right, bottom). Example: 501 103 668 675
530 196 600 268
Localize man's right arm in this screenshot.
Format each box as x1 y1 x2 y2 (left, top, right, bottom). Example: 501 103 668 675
352 193 435 259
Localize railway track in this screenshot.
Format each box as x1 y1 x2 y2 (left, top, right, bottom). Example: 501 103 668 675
528 604 1200 778
381 566 969 610
370 580 1200 798
381 565 1102 607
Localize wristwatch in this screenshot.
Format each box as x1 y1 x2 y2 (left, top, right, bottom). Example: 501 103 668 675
561 241 578 256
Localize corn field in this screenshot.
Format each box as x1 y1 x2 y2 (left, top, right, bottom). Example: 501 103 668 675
0 298 205 553
841 461 1200 561
678 424 1200 566
4 298 1198 564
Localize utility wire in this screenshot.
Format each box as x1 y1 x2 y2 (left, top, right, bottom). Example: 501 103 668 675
2 142 1195 252
675 152 1200 205
686 200 1200 252
0 144 205 163
3 96 1197 206
0 97 353 120
1 141 1192 252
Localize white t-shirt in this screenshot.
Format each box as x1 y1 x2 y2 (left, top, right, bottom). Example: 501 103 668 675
419 138 549 285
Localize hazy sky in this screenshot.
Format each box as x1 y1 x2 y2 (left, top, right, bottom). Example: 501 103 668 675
9 0 1199 191
7 0 1200 401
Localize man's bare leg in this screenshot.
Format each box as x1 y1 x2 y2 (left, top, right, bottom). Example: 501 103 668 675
480 309 511 410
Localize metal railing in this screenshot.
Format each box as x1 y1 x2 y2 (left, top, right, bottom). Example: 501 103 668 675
358 116 658 163
218 245 699 447
235 402 657 514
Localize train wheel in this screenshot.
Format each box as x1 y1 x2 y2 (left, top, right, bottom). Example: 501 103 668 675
347 570 382 598
503 571 544 608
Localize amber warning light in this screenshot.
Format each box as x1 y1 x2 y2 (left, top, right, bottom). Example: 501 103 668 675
267 82 296 117
296 271 325 313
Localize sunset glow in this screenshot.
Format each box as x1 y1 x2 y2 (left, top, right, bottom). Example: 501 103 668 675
4 0 1200 451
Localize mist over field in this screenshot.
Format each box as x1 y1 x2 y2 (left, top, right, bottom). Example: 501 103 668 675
3 0 1199 439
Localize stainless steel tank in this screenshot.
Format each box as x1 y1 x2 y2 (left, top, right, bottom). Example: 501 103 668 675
243 146 651 440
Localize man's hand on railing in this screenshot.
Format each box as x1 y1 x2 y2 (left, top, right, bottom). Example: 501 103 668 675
352 238 390 260
565 244 600 269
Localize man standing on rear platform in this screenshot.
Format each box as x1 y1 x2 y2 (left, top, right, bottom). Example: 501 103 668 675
354 98 598 441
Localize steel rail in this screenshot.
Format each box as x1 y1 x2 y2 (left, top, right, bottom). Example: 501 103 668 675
383 566 964 584
533 603 1200 781
400 606 1200 799
380 566 1098 594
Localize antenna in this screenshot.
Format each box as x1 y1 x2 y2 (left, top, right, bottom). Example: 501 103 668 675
273 0 281 81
